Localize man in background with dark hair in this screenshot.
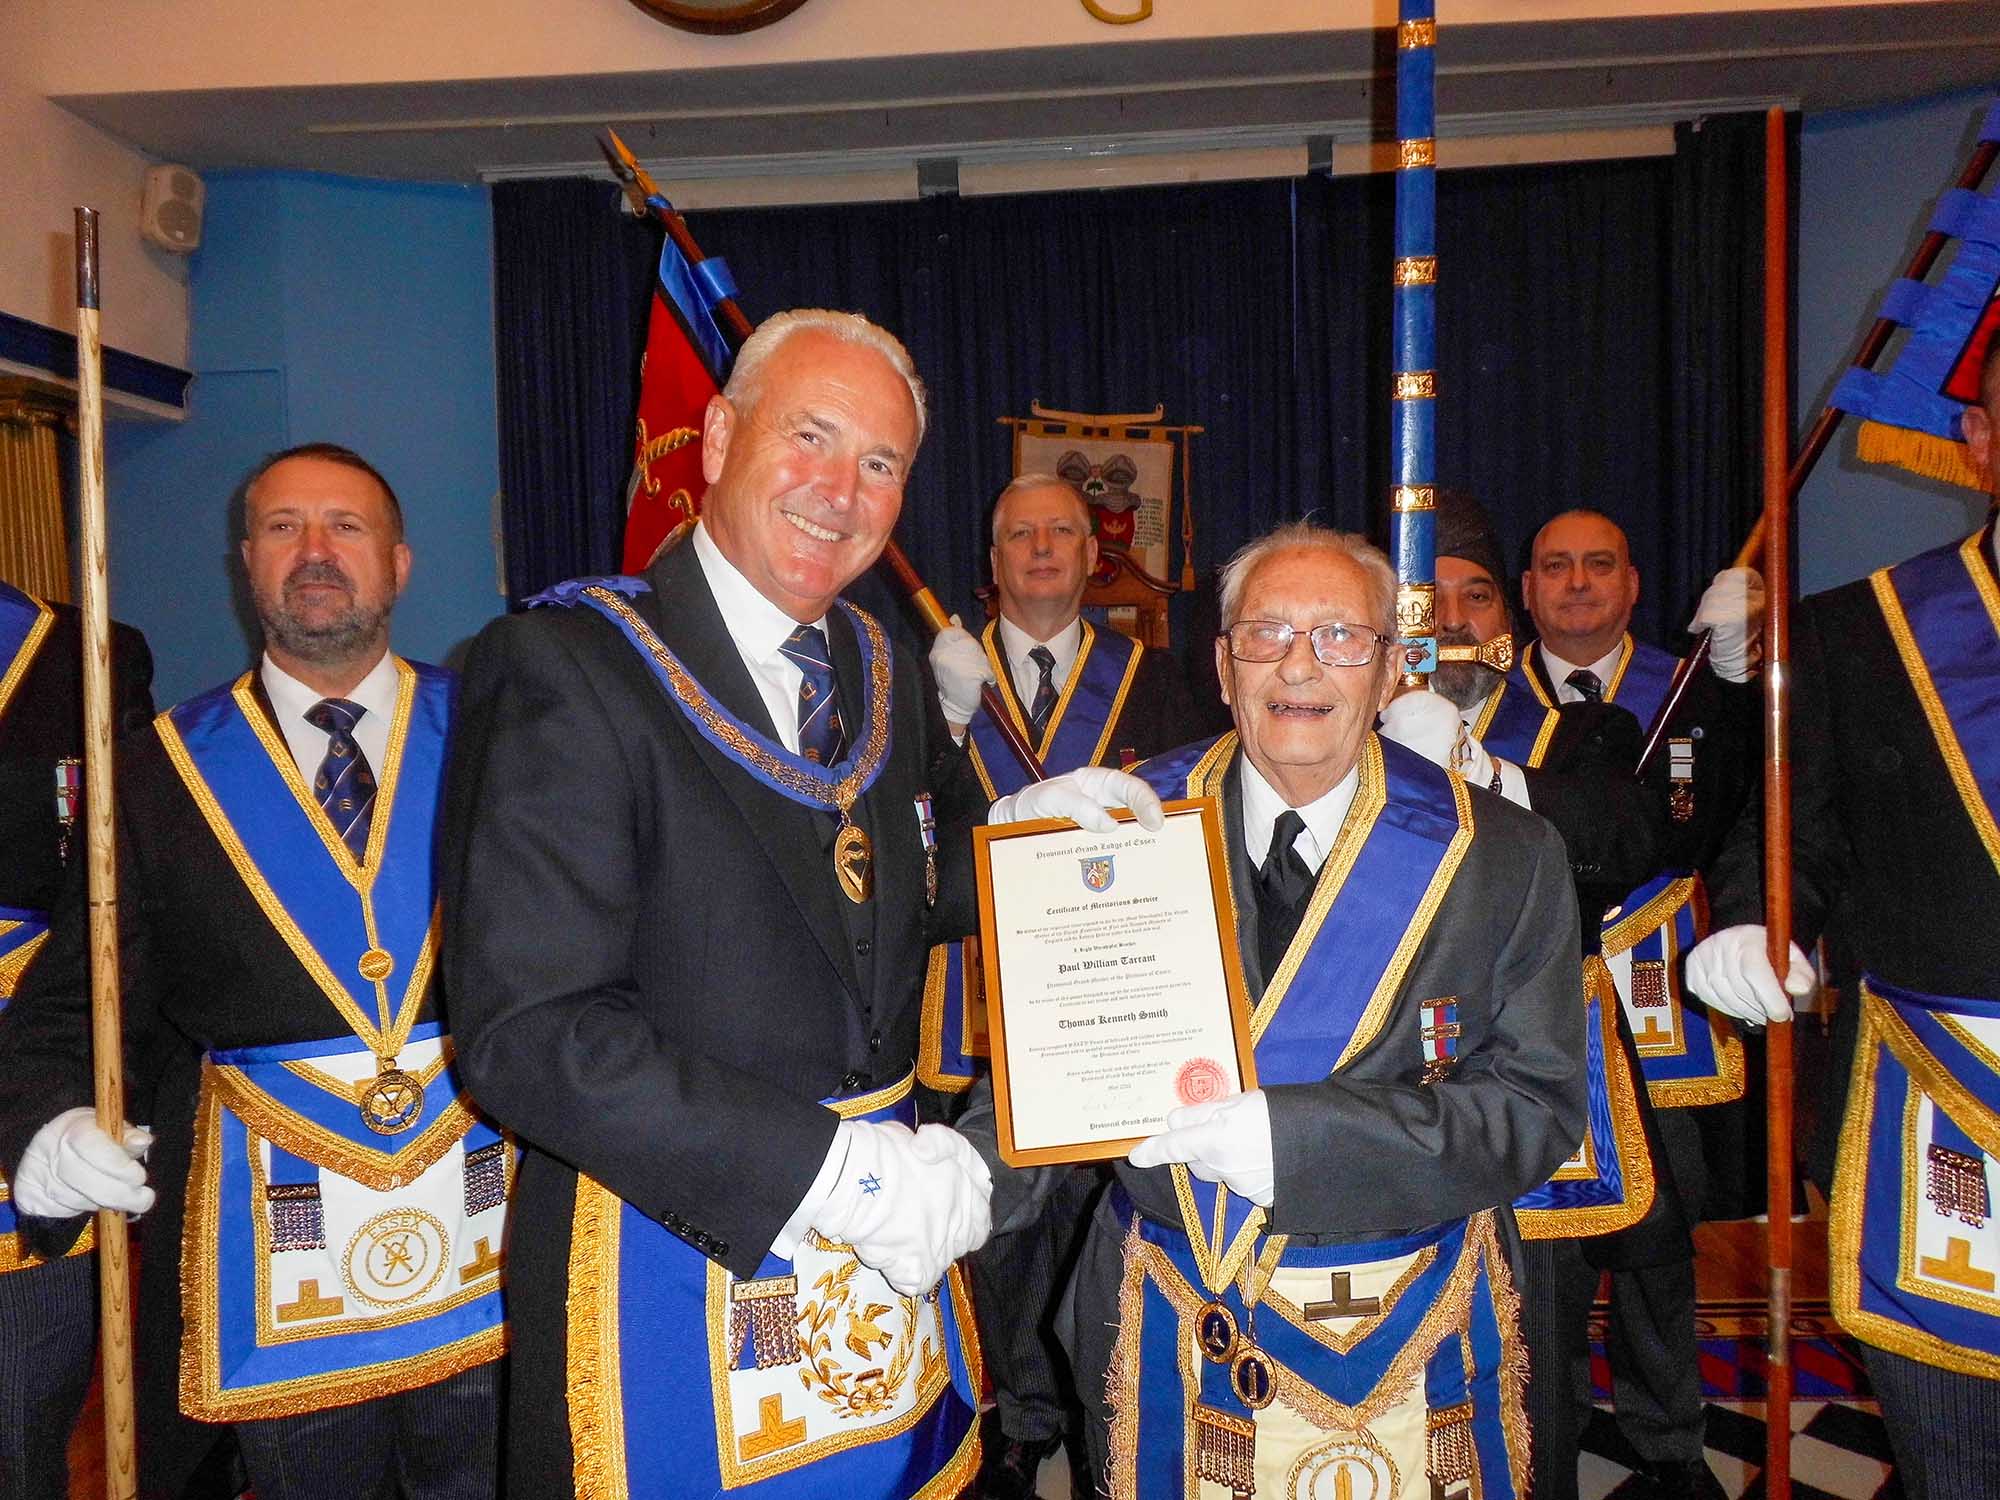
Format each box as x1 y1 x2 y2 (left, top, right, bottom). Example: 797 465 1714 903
0 574 151 1500
1688 340 2000 1497
0 444 507 1500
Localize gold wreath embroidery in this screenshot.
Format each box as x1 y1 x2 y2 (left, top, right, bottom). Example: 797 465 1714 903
795 1259 923 1421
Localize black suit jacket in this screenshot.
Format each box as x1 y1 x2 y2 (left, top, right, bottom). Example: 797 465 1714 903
0 599 153 915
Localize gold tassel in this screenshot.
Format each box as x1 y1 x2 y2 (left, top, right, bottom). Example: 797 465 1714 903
1426 1401 1476 1500
1855 419 1990 494
1193 1402 1256 1498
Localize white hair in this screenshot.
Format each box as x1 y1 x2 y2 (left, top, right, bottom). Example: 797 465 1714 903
1216 521 1397 636
990 472 1089 544
721 308 928 447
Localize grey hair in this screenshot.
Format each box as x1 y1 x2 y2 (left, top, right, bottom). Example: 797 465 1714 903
990 472 1089 544
721 308 928 448
1216 521 1397 636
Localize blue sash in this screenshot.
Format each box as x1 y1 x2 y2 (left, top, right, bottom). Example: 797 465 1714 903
531 575 895 816
565 1071 983 1499
1479 653 1664 1231
0 583 54 732
157 664 453 1056
1872 529 2000 874
1589 636 1745 1106
920 624 1146 1089
181 1022 508 1420
967 621 1145 802
1105 1197 1527 1500
1831 976 2000 1376
0 905 86 1273
1132 733 1472 1292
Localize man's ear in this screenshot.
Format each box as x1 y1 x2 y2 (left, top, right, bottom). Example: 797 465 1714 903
1965 403 1995 491
701 394 736 486
1214 634 1233 708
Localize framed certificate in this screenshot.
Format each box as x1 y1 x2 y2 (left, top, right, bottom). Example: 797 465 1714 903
974 797 1257 1167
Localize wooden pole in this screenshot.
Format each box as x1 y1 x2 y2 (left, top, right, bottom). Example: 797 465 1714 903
602 132 1045 781
74 206 137 1500
1759 108 1796 1500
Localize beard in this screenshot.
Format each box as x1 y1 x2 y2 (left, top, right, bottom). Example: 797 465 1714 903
254 561 391 665
1431 624 1502 710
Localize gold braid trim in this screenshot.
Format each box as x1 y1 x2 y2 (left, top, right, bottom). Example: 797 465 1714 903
0 595 53 727
916 944 973 1091
208 1059 475 1192
1478 1213 1535 1487
1104 1214 1146 1500
567 1173 631 1500
585 587 891 816
0 928 49 1001
1600 878 1694 958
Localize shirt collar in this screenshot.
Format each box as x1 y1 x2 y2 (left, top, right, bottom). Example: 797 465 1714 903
1236 751 1360 876
1538 638 1626 699
691 520 828 663
260 648 398 724
995 613 1083 681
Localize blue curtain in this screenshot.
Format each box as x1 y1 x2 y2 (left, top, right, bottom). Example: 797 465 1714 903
492 115 1774 659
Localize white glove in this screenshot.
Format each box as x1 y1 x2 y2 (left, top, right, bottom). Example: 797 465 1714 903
13 1106 154 1218
1684 923 1814 1025
929 616 994 727
1690 567 1767 683
1378 690 1496 787
989 765 1166 834
809 1119 992 1295
1126 1089 1275 1207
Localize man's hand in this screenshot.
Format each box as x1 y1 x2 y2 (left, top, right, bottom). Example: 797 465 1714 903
1377 690 1496 787
929 616 995 730
1684 924 1814 1025
1690 567 1767 683
1127 1090 1275 1207
989 765 1166 834
13 1106 155 1218
810 1120 993 1295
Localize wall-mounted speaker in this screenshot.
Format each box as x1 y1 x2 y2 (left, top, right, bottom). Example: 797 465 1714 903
141 164 204 254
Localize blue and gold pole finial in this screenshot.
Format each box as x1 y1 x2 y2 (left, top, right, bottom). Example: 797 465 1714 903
1390 0 1439 688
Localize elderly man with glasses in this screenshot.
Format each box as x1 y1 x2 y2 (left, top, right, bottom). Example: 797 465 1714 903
973 519 1588 1500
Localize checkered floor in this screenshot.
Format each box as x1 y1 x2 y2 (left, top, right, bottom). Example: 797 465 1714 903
1579 1400 1903 1500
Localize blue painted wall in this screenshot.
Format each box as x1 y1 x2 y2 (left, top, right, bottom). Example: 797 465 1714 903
1797 84 1998 595
105 171 502 707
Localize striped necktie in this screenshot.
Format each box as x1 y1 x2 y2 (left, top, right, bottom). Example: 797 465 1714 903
780 624 847 766
305 698 377 861
1027 645 1059 739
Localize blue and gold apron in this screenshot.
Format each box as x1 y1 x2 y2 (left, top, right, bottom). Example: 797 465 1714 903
564 1071 984 1498
160 662 506 1419
0 586 85 1272
1828 530 2000 1374
1102 734 1528 1499
921 622 1146 1092
1477 661 1657 1236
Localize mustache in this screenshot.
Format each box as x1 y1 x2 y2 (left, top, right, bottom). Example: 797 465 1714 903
1437 623 1480 647
283 561 354 593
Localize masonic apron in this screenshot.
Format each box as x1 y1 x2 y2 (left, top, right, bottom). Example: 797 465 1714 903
1476 668 1656 1238
1829 533 2000 1376
533 577 984 1499
920 620 1147 1093
1100 733 1531 1500
160 662 508 1421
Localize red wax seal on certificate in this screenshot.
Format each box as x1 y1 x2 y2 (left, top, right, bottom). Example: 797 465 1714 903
1176 1057 1229 1107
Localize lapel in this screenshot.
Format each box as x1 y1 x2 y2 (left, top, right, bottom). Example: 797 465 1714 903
1522 638 1562 705
635 541 862 1001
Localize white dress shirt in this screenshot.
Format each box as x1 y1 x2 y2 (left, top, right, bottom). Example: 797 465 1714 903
1236 754 1360 876
691 520 827 755
1461 690 1532 809
995 614 1084 710
1537 640 1627 705
261 650 399 780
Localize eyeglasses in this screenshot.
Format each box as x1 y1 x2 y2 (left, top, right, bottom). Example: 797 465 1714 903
1220 619 1388 667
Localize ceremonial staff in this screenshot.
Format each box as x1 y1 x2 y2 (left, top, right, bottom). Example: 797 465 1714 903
74 206 139 1499
1636 114 2000 777
1758 105 1797 1500
600 131 1046 783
